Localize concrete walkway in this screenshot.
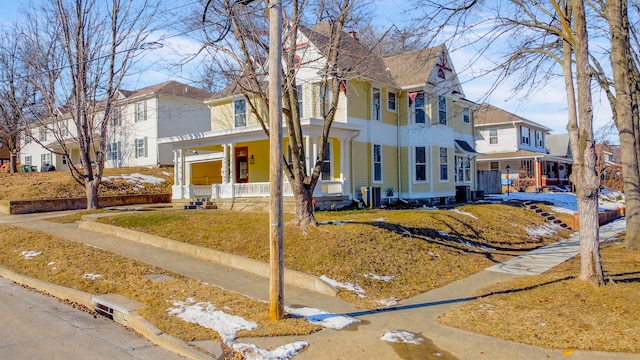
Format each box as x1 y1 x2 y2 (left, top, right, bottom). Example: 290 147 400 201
0 212 634 360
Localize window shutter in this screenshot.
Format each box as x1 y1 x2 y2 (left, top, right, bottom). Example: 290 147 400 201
144 137 148 157
134 139 138 158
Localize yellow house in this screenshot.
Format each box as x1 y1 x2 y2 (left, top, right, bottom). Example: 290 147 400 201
161 26 479 210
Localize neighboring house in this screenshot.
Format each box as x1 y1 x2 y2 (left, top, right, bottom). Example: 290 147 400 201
0 141 10 166
474 103 573 192
20 81 212 171
595 142 622 191
162 24 479 209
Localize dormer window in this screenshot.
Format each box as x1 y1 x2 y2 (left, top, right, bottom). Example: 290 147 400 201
411 92 425 124
438 95 447 125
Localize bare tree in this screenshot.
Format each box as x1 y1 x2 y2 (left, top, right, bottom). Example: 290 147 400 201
0 27 34 174
21 0 159 209
200 0 364 228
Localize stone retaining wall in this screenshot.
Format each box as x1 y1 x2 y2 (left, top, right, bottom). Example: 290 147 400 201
0 194 171 215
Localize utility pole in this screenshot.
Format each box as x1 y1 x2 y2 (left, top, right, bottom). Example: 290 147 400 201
268 0 284 321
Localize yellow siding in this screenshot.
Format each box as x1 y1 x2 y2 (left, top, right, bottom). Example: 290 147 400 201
381 88 398 126
432 145 453 192
332 140 341 179
399 147 409 192
234 140 270 182
397 92 409 126
382 144 398 191
212 100 234 130
191 161 222 185
352 141 370 191
347 80 368 120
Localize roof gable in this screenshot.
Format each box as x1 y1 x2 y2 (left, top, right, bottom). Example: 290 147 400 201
474 103 552 131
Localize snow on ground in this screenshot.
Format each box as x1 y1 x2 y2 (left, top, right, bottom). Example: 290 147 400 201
167 298 257 344
20 250 42 259
320 275 367 298
102 173 166 185
232 341 309 360
449 208 478 219
380 330 423 344
82 273 101 280
526 223 562 237
364 273 395 282
284 305 360 330
378 298 399 307
488 191 624 212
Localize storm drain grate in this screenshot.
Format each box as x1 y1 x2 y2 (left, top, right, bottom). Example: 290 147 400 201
92 294 142 326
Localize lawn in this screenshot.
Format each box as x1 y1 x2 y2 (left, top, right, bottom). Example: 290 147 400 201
94 204 572 308
437 232 640 353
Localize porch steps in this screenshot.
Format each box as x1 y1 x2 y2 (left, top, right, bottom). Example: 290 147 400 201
522 201 569 229
175 198 217 210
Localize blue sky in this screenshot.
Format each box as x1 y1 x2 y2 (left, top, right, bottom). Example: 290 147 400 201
0 0 615 140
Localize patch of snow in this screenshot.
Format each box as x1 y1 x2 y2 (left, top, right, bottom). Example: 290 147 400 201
364 273 395 282
449 208 478 219
86 244 102 250
102 173 165 185
285 306 360 330
437 230 448 237
161 171 172 177
232 341 308 360
82 273 101 280
428 251 440 257
380 330 423 344
372 217 388 222
320 275 366 298
422 205 437 210
20 251 42 259
489 191 625 212
378 298 398 307
549 206 575 215
167 298 257 344
47 261 55 266
318 221 348 226
526 223 561 237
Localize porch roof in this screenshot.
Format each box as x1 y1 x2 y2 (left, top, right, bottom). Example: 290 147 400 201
476 150 573 163
158 118 363 150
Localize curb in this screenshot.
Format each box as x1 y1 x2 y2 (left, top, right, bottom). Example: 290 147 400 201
0 267 214 360
78 218 339 297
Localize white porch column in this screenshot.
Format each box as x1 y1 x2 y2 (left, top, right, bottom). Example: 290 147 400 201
341 138 349 196
173 149 179 185
305 135 311 174
223 144 229 183
179 148 186 185
312 137 318 174
229 143 235 184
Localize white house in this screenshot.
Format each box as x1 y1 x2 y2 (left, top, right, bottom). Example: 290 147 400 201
474 103 572 191
20 81 212 171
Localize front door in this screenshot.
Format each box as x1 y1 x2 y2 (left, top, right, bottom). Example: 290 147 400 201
235 147 249 183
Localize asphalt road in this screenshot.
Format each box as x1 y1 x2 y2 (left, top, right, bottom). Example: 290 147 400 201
0 276 184 360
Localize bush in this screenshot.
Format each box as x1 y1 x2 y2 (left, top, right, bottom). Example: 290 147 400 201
511 178 535 192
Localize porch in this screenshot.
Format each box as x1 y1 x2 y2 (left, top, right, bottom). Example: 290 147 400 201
173 179 345 200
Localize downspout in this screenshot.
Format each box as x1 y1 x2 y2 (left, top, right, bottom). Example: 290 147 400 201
396 97 404 202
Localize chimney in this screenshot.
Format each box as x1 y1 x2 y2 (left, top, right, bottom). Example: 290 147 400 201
348 30 358 41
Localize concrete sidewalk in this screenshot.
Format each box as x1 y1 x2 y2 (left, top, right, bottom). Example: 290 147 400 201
1 213 633 360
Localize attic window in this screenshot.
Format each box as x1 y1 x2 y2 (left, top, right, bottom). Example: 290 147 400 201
293 55 301 67
438 68 445 79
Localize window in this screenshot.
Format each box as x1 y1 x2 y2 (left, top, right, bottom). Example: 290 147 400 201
60 120 68 137
521 126 530 145
415 146 427 181
106 142 121 161
439 147 448 181
535 130 544 148
372 87 381 121
39 127 47 141
462 107 470 123
24 134 32 145
438 95 447 125
316 84 332 117
41 153 52 166
112 107 120 126
24 156 32 165
321 143 331 180
489 129 498 144
234 99 247 127
373 144 382 182
387 91 397 112
135 101 146 122
455 156 471 183
135 138 147 158
296 85 304 118
412 92 425 124
490 161 499 171
521 159 533 177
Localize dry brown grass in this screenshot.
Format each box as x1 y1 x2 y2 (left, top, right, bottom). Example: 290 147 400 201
0 167 173 200
0 224 320 342
97 204 572 308
437 233 640 353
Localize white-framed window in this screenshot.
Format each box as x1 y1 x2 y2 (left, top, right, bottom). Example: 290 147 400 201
490 161 499 171
135 137 147 158
39 127 47 141
24 134 32 145
372 87 381 121
521 159 533 177
106 141 121 161
439 147 449 181
41 153 52 166
60 120 68 137
112 107 120 126
135 101 146 122
234 99 247 127
373 144 382 182
296 84 304 118
535 130 544 148
24 155 32 165
438 95 447 125
411 92 425 124
521 126 530 145
455 156 471 183
316 83 332 118
415 146 427 182
463 107 470 123
387 91 397 112
489 129 498 144
321 142 332 180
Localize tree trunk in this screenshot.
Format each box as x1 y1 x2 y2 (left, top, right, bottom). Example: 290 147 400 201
606 0 640 249
572 0 604 285
86 180 99 210
290 178 317 229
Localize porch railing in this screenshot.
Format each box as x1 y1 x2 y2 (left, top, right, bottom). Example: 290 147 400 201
174 180 345 200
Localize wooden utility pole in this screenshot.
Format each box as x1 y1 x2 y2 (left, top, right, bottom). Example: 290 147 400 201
268 0 284 320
